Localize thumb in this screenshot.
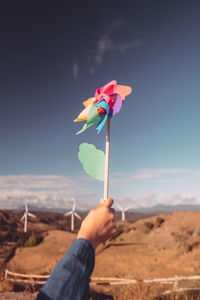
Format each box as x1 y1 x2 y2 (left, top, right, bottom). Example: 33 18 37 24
100 198 114 208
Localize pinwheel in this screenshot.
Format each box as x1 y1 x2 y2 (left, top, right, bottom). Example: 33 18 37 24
74 80 132 134
75 80 132 200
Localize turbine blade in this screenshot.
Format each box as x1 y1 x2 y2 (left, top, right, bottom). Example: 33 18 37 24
74 212 82 220
117 205 123 211
72 199 76 211
21 213 25 221
28 212 36 218
124 206 131 211
64 211 72 216
25 199 28 212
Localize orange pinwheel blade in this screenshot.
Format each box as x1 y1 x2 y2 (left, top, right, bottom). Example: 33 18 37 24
113 85 132 101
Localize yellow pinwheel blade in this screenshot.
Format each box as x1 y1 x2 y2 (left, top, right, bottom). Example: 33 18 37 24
74 103 92 122
83 97 95 107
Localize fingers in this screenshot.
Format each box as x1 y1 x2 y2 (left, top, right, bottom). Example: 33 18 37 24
109 207 115 214
100 198 105 204
111 223 117 234
100 198 114 208
107 224 117 241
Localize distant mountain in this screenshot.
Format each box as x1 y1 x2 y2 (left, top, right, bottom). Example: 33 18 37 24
133 204 200 214
15 204 84 213
8 203 200 214
15 204 51 212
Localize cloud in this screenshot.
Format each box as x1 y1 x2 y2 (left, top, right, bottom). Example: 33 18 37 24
132 169 190 181
115 194 158 208
0 174 95 210
72 60 79 78
160 194 197 206
0 174 74 190
1 171 199 210
115 193 200 209
137 193 159 207
95 33 113 65
111 168 190 183
156 178 187 183
88 20 143 73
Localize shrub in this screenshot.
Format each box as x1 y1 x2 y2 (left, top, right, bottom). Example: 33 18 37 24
25 234 43 247
184 243 193 253
186 226 194 236
156 217 165 226
25 235 38 247
144 221 154 230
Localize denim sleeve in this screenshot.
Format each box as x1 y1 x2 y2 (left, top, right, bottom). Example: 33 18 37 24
35 238 95 300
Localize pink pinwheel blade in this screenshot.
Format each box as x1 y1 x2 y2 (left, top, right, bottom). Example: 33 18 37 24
94 80 117 102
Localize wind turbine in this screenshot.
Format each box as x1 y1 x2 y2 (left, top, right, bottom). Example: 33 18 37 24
117 205 131 222
21 199 36 233
64 198 82 232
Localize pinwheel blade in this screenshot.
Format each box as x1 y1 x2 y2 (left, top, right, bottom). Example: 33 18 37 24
95 80 117 102
74 105 91 122
94 101 110 134
76 105 99 135
109 94 123 117
83 97 95 107
113 85 132 101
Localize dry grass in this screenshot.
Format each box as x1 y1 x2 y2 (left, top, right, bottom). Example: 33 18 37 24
3 211 200 299
7 230 76 274
91 284 200 300
93 212 200 279
113 284 167 300
6 212 200 279
0 279 13 292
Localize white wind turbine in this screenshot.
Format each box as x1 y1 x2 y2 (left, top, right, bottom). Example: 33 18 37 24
117 205 131 222
21 199 36 233
64 198 82 232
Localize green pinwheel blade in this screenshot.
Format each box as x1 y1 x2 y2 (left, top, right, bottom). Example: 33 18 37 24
76 105 99 135
78 143 105 181
87 105 100 125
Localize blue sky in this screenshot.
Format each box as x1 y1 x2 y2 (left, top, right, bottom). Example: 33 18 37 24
1 1 200 210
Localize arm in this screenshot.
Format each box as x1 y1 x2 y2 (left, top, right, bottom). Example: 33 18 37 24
36 198 116 300
36 238 94 300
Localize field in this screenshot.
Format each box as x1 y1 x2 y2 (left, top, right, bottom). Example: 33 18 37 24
1 209 200 299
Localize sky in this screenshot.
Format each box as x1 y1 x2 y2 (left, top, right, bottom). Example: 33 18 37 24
1 0 200 210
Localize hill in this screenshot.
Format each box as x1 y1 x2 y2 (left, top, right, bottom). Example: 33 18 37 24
5 211 200 280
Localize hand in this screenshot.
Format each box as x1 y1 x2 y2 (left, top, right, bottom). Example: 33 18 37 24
77 198 116 250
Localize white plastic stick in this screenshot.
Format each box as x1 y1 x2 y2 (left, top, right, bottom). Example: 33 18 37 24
104 118 110 200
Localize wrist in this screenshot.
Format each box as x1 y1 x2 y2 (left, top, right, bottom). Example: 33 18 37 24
77 230 98 251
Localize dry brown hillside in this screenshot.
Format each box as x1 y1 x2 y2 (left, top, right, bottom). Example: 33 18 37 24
6 211 200 281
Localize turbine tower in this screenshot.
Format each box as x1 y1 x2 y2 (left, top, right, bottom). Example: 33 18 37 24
21 199 36 232
64 198 82 232
117 205 131 222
